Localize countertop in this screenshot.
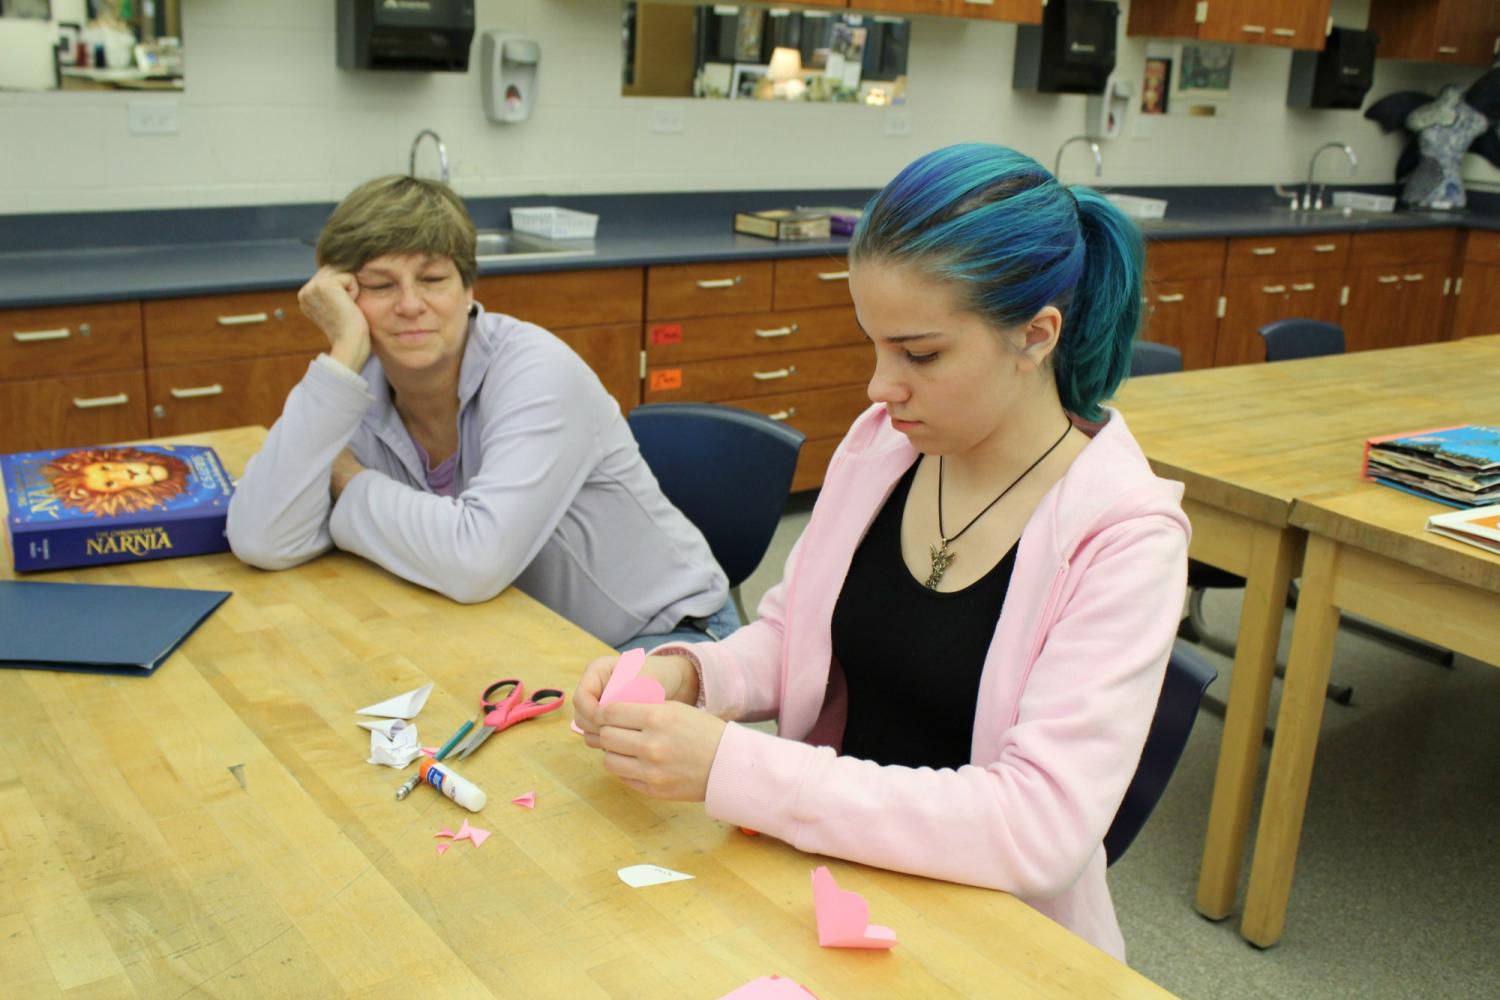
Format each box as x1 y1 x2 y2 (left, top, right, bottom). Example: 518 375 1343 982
3 187 1497 310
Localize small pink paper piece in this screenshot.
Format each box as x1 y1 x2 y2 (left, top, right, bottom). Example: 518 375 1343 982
718 974 819 999
454 819 474 843
436 843 450 856
810 866 896 950
599 647 666 708
421 746 439 755
467 825 492 848
511 791 536 809
434 828 455 839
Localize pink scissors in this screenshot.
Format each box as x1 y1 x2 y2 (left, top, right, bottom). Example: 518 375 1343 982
449 679 565 761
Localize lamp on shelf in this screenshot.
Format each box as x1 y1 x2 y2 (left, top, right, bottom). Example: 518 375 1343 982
768 46 805 100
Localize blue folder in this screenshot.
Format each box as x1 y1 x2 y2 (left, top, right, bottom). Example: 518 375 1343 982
0 580 230 676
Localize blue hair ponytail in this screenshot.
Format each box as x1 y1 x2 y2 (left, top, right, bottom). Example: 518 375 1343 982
850 143 1143 420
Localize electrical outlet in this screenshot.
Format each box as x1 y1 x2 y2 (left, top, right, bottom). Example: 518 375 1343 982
651 105 685 134
128 100 179 135
884 109 911 137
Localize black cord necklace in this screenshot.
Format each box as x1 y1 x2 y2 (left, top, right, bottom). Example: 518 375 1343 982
925 420 1074 590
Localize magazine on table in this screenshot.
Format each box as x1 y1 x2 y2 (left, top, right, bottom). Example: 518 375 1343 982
1425 504 1500 556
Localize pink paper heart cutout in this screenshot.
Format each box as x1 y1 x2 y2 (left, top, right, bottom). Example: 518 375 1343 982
599 647 648 705
810 866 896 950
607 674 666 706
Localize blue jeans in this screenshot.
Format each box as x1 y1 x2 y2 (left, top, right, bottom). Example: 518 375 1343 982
615 596 743 654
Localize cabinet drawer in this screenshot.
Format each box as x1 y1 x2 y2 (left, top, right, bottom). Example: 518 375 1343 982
721 384 870 442
646 306 862 365
1147 239 1227 281
147 354 315 437
0 301 143 381
1347 229 1457 269
143 291 325 366
773 256 852 311
646 260 774 319
644 344 868 402
1466 231 1500 266
0 370 149 453
1226 234 1349 275
474 267 643 329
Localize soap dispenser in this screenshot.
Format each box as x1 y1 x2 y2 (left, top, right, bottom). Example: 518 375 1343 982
481 30 540 123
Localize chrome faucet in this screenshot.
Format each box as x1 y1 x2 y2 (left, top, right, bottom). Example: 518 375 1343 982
409 129 450 184
1054 135 1103 181
1302 142 1357 211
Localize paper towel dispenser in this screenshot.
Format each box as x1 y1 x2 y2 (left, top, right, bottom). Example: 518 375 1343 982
1287 28 1379 110
337 0 476 73
1013 0 1119 96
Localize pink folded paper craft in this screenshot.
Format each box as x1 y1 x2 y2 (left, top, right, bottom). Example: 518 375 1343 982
571 648 665 734
810 866 896 950
718 974 819 998
512 791 536 809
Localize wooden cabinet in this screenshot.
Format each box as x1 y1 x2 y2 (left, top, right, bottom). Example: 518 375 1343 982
644 255 867 491
1343 230 1458 351
1214 234 1349 365
1452 229 1500 339
0 301 148 452
146 354 314 438
476 267 645 414
1128 0 1331 49
1142 239 1226 370
946 0 1041 23
1368 0 1500 65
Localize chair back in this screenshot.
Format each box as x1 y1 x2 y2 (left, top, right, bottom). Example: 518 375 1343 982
626 403 806 590
1104 641 1218 866
1129 341 1184 377
1258 318 1345 362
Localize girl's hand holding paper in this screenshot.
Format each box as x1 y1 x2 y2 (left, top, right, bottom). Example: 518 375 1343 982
571 647 700 744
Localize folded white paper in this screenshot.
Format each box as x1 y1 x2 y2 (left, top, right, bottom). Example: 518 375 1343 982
617 864 693 888
356 717 408 738
367 722 421 768
356 682 433 720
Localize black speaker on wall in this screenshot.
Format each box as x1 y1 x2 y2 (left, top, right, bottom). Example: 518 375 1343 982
1287 27 1379 109
1012 0 1119 96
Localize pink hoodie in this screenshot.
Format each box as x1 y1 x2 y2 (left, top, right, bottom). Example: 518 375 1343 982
664 403 1189 960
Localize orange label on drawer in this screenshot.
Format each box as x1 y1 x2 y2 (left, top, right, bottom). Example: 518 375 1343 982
649 369 683 391
650 323 684 345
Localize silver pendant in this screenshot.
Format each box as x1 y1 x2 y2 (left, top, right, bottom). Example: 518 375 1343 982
925 539 954 590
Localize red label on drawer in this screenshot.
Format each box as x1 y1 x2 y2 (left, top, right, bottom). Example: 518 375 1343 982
650 323 684 345
649 369 683 391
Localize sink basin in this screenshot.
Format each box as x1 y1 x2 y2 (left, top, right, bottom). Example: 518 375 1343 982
474 229 593 262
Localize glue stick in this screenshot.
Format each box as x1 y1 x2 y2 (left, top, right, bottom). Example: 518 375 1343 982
417 758 487 812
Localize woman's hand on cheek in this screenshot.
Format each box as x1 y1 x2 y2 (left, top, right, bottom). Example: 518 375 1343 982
300 267 372 373
597 701 727 802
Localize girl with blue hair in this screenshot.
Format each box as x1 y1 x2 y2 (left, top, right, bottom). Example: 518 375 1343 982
574 144 1189 959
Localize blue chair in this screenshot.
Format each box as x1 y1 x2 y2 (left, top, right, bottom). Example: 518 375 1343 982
1130 340 1184 376
1258 318 1345 362
627 403 806 621
1105 642 1218 866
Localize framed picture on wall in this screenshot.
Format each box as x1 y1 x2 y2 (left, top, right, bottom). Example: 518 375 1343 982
1175 43 1233 97
730 63 768 100
1142 56 1170 114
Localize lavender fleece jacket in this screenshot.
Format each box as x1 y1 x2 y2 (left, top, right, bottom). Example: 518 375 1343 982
226 305 727 645
663 403 1189 960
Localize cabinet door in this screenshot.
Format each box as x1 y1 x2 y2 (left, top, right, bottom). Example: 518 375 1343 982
0 301 142 380
1343 268 1409 351
550 323 642 415
1141 277 1222 370
858 0 948 15
147 354 315 437
474 267 643 329
947 0 1042 23
143 291 324 366
1453 261 1500 339
1392 269 1449 347
1263 0 1330 49
1215 271 1339 365
0 371 149 453
1434 0 1500 64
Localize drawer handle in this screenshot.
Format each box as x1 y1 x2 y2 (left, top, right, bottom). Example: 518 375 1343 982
1273 27 1297 37
1155 293 1185 303
752 366 797 381
1378 274 1401 284
1402 273 1426 282
1291 282 1316 292
13 326 70 342
1250 247 1277 256
217 312 269 326
1241 24 1267 33
73 392 129 409
816 270 850 282
695 277 743 290
767 407 797 421
754 324 799 339
1438 46 1459 54
1312 244 1337 253
169 383 224 399
1261 284 1287 294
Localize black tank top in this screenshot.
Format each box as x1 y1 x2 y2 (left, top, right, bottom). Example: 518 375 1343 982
830 460 1019 770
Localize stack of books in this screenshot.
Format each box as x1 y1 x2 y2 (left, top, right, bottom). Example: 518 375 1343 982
1362 424 1500 507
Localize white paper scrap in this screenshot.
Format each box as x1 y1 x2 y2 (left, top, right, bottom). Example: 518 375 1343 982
617 864 694 888
367 723 421 768
356 682 433 720
356 717 408 738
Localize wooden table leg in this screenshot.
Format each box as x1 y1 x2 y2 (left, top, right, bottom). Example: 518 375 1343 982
1240 533 1343 947
1195 523 1302 920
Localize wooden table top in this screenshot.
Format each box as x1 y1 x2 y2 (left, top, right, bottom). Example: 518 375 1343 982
0 428 1173 999
1112 335 1500 528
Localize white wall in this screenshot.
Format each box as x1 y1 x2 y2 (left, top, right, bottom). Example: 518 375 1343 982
0 0 1492 214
